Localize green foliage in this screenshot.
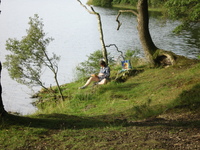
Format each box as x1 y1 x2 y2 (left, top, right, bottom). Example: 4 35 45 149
124 48 144 68
88 0 112 7
112 0 165 7
124 49 139 60
164 0 200 33
148 0 167 8
75 50 114 79
101 0 112 7
112 0 199 33
112 0 121 4
112 0 137 5
4 14 60 89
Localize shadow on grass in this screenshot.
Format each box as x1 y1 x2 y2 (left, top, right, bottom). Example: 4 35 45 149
2 112 199 131
1 113 111 130
1 84 200 130
172 83 200 109
98 83 140 94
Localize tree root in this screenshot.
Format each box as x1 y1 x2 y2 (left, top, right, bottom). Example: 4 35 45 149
115 69 144 82
153 49 199 67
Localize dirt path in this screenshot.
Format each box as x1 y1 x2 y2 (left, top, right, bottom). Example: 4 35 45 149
30 111 200 150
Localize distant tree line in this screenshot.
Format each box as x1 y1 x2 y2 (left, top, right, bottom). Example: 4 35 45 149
88 0 167 8
87 0 112 7
88 0 200 33
112 0 167 7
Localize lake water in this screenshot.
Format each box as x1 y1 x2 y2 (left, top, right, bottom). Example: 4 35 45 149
0 0 199 115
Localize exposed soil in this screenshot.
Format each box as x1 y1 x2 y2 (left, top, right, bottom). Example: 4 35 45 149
17 109 200 150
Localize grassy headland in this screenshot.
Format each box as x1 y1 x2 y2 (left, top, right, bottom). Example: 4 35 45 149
1 59 200 149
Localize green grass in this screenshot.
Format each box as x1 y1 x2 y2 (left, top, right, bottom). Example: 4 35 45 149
34 60 200 119
1 61 200 149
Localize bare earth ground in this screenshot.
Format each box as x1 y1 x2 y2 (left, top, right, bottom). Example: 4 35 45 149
22 109 200 150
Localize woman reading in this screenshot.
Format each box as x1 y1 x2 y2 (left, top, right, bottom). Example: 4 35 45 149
79 60 110 89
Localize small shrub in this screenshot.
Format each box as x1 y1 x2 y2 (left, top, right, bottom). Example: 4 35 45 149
125 49 138 60
75 50 115 80
124 48 147 68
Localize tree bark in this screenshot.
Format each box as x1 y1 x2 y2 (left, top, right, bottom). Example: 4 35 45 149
42 50 65 101
96 12 108 64
116 0 179 66
77 0 108 64
137 0 158 65
0 62 6 116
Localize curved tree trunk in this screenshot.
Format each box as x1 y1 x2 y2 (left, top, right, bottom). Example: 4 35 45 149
137 0 191 67
0 62 6 116
116 0 179 66
137 0 158 65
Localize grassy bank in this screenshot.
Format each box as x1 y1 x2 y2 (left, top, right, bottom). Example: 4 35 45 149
1 60 200 149
87 0 163 12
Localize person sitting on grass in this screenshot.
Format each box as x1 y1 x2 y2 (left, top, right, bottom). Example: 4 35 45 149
79 60 110 89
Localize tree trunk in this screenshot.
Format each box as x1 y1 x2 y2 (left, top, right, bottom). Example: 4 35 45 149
77 0 108 65
96 13 108 65
137 0 158 65
0 62 6 116
116 0 191 67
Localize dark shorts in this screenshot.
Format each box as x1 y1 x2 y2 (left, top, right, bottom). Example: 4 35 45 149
98 76 105 82
98 76 110 82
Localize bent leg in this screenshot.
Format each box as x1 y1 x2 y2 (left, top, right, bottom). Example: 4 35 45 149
84 76 99 87
98 78 107 85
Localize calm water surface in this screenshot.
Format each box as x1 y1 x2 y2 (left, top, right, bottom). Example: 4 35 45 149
0 0 199 115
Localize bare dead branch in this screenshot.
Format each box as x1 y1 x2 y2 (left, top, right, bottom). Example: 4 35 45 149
106 44 125 61
120 10 138 16
116 12 122 30
116 10 138 30
77 0 108 64
77 0 96 14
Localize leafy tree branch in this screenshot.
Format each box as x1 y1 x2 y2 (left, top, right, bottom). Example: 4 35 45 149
4 14 64 101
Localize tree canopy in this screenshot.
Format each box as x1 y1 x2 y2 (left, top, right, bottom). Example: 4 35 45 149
112 0 167 7
164 0 200 33
4 14 55 88
4 14 65 101
90 0 200 33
